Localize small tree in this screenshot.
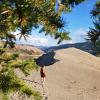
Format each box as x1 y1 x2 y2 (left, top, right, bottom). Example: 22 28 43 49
87 1 100 52
0 45 42 100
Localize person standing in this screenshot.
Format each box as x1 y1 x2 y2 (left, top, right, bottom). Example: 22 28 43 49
40 66 46 84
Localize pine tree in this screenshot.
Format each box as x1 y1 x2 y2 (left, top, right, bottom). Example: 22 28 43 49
87 1 100 52
0 0 85 45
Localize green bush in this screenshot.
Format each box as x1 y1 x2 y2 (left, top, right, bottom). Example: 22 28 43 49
0 47 42 100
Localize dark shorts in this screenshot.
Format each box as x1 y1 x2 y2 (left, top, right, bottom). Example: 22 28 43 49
40 72 46 77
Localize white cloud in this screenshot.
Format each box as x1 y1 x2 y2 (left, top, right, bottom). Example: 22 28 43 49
61 40 75 45
27 35 48 46
11 28 89 46
12 31 48 46
71 28 88 43
58 28 88 45
75 28 87 36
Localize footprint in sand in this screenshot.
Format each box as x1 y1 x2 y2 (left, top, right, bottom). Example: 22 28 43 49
70 80 77 84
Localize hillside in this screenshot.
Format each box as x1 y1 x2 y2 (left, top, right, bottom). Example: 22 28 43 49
1 44 43 60
11 44 43 55
0 41 43 56
1 42 100 100
45 42 96 54
20 47 100 100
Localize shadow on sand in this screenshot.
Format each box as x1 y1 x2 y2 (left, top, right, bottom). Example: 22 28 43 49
21 78 41 85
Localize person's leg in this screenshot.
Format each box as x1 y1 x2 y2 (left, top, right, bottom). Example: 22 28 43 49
43 77 45 83
41 77 45 84
41 77 44 83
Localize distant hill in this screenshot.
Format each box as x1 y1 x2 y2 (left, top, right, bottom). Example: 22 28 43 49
0 42 43 59
13 44 43 55
45 42 96 54
8 44 44 59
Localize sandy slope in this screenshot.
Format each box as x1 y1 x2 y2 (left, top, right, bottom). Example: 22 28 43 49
14 44 43 54
14 47 100 100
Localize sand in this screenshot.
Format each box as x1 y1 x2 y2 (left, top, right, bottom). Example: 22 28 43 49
14 47 100 100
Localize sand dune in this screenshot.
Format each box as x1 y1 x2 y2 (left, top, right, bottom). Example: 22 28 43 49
41 47 100 100
14 47 100 100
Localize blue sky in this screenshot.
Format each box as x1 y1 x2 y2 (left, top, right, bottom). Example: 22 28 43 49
17 0 97 46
